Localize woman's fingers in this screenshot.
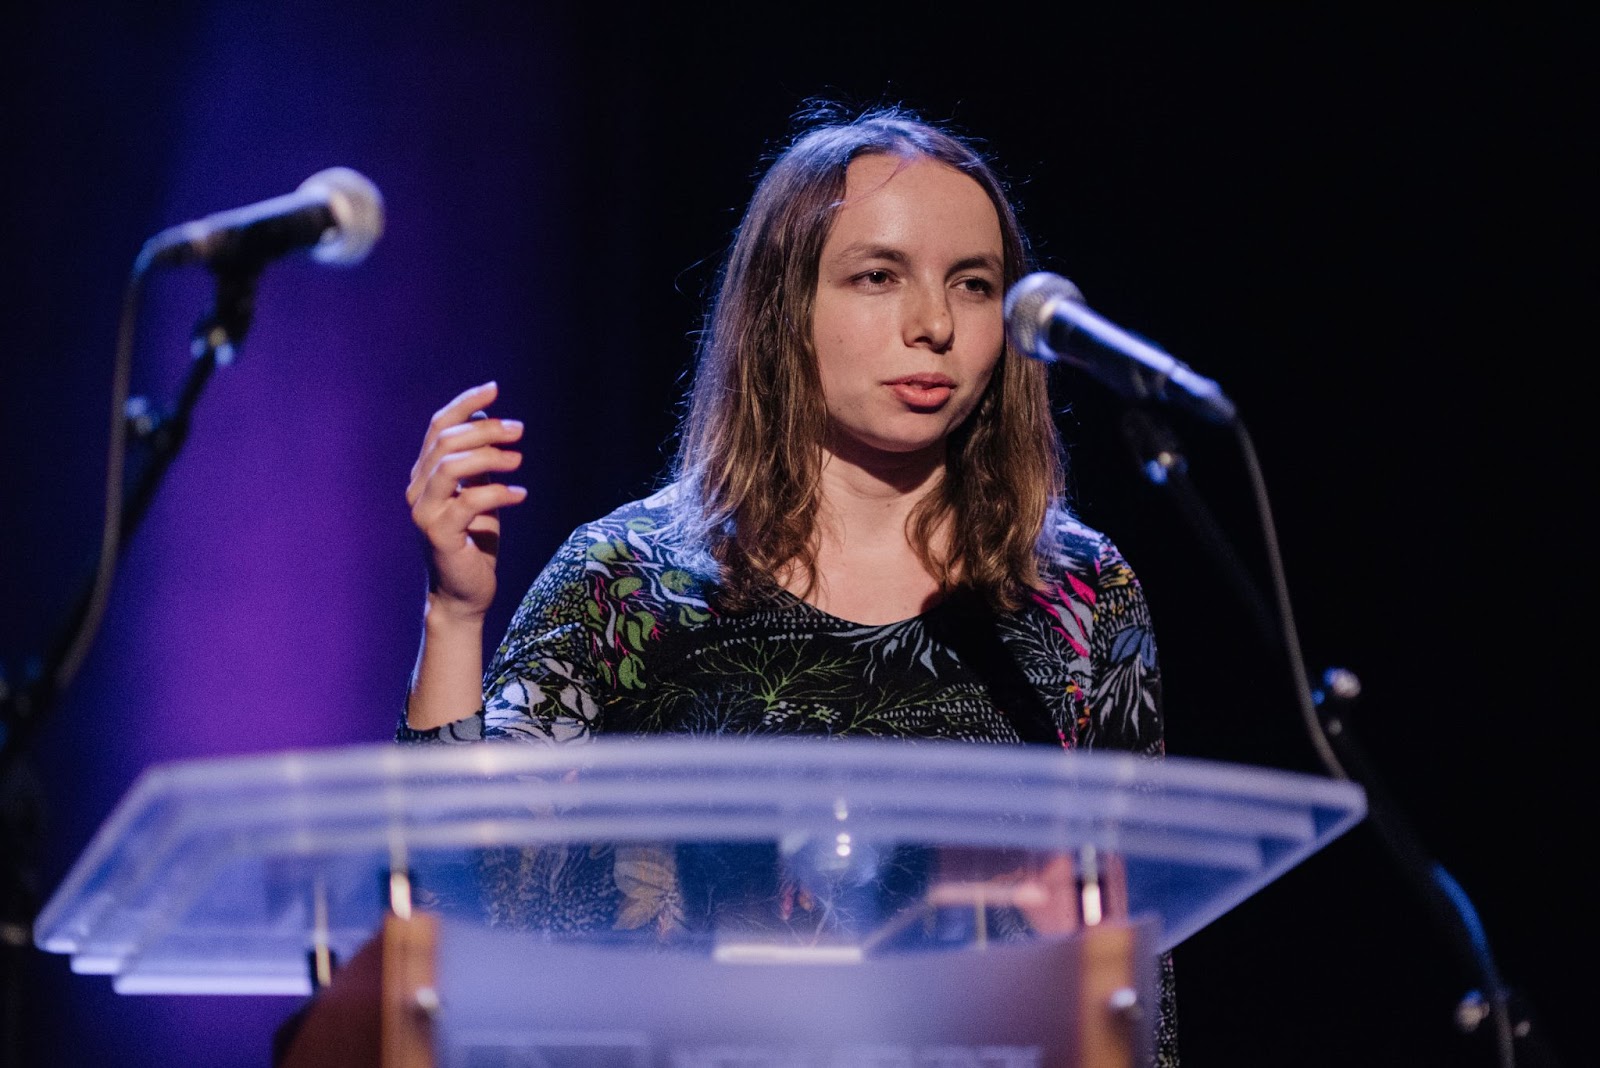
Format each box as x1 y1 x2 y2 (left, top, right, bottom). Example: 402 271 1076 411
416 481 527 551
462 484 527 554
410 381 504 487
410 439 523 518
435 434 525 489
407 415 525 508
420 483 525 606
407 382 529 618
417 381 499 469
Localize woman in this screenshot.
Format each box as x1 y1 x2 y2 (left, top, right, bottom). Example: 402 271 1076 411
402 106 1163 760
400 102 1176 1067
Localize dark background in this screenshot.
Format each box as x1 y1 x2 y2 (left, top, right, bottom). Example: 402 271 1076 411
2 4 1591 1065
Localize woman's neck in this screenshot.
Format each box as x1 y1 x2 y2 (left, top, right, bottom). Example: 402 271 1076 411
816 447 940 539
782 442 951 625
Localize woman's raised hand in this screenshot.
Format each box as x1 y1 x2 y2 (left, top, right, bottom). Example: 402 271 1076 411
406 381 527 620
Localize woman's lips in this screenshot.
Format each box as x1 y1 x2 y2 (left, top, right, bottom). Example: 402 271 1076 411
887 375 955 409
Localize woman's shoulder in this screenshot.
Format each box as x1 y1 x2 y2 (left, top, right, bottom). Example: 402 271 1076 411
507 484 716 636
1036 504 1140 590
562 483 693 555
553 483 718 587
567 486 669 537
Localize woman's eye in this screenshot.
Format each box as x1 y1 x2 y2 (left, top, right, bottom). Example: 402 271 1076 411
859 270 892 286
958 277 996 295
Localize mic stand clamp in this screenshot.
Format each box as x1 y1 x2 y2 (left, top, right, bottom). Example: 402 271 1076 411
116 266 259 540
1117 408 1279 651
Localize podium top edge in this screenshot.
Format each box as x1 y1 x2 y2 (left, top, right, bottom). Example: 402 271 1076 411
124 736 1364 808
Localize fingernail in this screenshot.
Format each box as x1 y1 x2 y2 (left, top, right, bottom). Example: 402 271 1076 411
507 485 528 498
501 419 523 432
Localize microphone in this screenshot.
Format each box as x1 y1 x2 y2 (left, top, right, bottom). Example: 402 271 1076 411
1005 271 1237 425
136 167 385 274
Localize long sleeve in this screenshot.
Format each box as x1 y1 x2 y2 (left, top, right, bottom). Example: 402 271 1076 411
396 526 604 746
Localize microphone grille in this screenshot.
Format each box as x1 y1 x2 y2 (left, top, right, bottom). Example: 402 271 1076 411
1004 271 1083 362
301 167 385 266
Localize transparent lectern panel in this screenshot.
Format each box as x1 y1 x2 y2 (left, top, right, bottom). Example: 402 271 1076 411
432 913 1163 1068
33 737 1365 995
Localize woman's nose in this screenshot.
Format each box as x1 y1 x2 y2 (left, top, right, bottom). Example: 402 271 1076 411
904 285 954 352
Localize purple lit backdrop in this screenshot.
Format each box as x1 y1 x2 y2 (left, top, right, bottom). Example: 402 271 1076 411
2 5 1590 1066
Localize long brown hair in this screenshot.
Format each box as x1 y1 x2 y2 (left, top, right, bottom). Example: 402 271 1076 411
672 103 1066 612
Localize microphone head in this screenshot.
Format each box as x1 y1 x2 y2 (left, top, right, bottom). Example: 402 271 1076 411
1004 271 1083 363
300 167 384 266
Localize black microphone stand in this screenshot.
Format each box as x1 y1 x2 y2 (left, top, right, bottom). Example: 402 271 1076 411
122 270 258 564
1116 405 1560 1068
0 260 260 1068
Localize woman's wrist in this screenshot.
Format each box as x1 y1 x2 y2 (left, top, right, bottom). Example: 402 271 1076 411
423 589 490 630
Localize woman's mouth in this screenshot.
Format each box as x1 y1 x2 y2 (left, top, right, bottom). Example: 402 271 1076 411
887 375 956 409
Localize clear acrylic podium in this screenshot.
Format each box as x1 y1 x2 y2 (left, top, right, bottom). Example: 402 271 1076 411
34 737 1365 1067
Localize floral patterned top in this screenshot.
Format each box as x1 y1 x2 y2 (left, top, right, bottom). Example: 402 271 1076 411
399 486 1176 1066
404 486 1163 755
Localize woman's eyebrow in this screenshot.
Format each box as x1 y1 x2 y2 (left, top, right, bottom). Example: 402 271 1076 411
827 245 1002 274
828 243 910 264
949 253 1003 274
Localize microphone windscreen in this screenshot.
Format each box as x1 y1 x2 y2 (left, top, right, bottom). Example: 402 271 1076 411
1003 272 1083 362
301 167 385 266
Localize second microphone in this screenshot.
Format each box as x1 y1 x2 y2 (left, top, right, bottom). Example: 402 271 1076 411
1004 272 1237 426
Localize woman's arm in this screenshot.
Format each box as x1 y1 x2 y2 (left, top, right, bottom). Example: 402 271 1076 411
404 381 526 730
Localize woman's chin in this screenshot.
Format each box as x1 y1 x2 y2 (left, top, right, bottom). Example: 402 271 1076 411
823 432 950 473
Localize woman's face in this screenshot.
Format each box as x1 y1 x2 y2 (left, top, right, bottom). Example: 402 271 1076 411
811 153 1006 466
